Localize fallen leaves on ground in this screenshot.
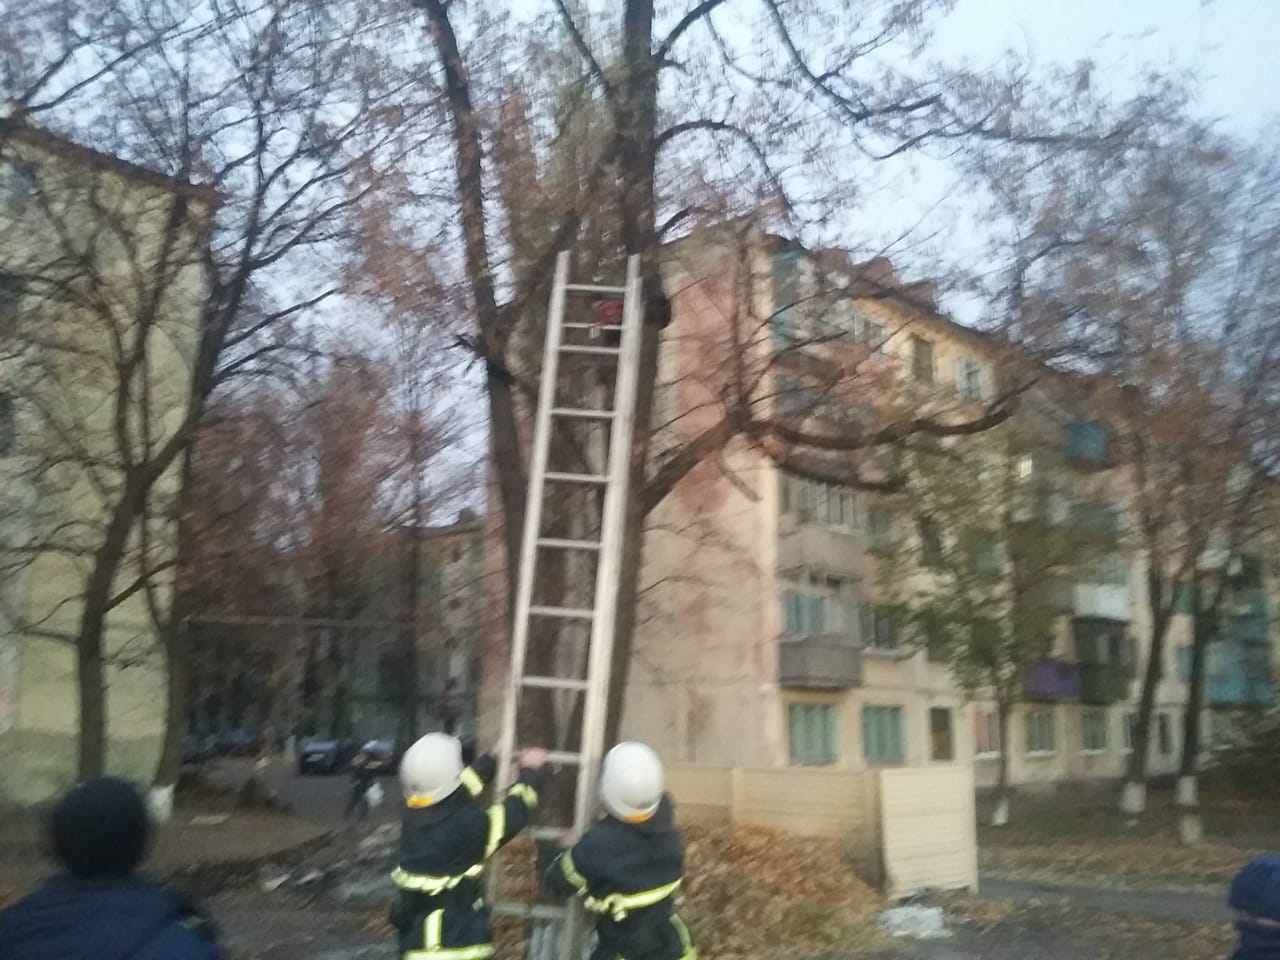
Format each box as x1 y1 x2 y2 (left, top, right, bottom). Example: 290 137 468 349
492 823 885 959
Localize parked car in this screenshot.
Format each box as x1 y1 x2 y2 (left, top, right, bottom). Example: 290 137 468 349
182 734 217 766
298 737 344 775
359 739 400 775
215 729 260 757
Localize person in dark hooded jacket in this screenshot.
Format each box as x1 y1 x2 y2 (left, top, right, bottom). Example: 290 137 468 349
0 776 222 960
1229 855 1280 960
545 742 695 960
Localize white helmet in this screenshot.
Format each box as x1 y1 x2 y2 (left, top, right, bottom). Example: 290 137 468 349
400 732 464 807
600 741 664 823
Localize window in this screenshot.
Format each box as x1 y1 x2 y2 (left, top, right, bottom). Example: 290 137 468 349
780 473 859 532
929 707 954 761
861 604 898 651
1016 454 1035 481
864 320 885 348
863 705 905 764
0 161 36 213
867 508 891 547
910 335 934 383
782 590 828 636
1122 712 1137 752
1081 709 1109 752
957 357 984 401
975 710 1001 756
771 248 805 344
1092 553 1129 586
918 516 943 568
0 395 13 456
967 533 1000 577
1025 708 1056 754
789 703 837 765
1157 713 1173 756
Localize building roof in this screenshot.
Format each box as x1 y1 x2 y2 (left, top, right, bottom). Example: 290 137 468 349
1 114 220 205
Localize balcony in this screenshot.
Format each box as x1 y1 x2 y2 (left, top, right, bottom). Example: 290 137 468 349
776 514 861 577
1023 658 1081 702
1207 639 1275 707
1079 664 1131 704
778 636 864 690
1072 584 1129 621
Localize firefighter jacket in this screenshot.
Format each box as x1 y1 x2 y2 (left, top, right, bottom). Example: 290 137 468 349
390 754 545 960
545 794 695 960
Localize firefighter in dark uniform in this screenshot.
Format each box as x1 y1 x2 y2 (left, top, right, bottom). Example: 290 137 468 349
390 732 547 960
545 742 696 960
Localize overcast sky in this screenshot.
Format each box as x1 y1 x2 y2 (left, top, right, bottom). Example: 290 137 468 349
931 0 1279 132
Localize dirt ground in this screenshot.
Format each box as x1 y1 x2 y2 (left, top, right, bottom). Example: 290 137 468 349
978 778 1278 890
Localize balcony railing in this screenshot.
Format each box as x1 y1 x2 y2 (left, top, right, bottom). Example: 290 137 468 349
778 635 863 690
1079 664 1131 704
1023 658 1081 702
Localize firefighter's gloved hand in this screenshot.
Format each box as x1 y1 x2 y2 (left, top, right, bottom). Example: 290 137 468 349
468 753 496 783
520 748 549 771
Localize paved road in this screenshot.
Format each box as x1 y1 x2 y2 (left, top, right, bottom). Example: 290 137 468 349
206 757 399 826
979 875 1231 923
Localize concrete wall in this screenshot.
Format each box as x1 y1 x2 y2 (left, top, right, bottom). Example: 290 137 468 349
879 765 978 897
665 763 880 866
665 762 979 897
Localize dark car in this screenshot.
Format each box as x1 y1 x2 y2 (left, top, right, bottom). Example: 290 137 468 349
182 734 216 766
359 739 399 775
215 729 260 757
298 737 344 775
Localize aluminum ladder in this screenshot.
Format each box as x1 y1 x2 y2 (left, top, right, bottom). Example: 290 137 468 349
492 250 643 960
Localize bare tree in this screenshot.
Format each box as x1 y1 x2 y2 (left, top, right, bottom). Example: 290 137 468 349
2 0 446 802
409 0 1175 753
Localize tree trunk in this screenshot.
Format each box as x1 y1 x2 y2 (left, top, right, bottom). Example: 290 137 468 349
603 0 663 746
77 614 107 780
76 498 139 779
1179 579 1210 787
992 698 1012 827
400 519 423 748
1121 572 1173 818
1177 579 1210 843
153 445 199 821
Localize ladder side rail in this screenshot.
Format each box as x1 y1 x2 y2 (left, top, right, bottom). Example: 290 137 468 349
556 254 644 960
496 249 573 794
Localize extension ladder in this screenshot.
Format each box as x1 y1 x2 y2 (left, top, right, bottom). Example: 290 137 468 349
492 251 644 959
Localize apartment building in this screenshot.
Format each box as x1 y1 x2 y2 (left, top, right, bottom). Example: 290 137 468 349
618 226 1274 790
0 122 213 804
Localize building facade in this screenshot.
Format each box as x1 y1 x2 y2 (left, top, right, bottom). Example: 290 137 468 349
0 122 213 804
617 227 1274 792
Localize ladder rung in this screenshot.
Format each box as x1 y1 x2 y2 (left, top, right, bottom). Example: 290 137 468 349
529 826 573 842
493 902 569 921
529 605 594 620
559 345 620 356
544 471 608 485
550 407 615 420
564 283 627 294
545 750 584 765
537 537 601 551
563 322 624 332
521 676 590 691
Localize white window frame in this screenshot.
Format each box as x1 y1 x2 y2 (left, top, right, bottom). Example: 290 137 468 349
975 709 1001 758
1081 708 1109 754
788 701 839 767
1025 708 1056 756
957 356 985 401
